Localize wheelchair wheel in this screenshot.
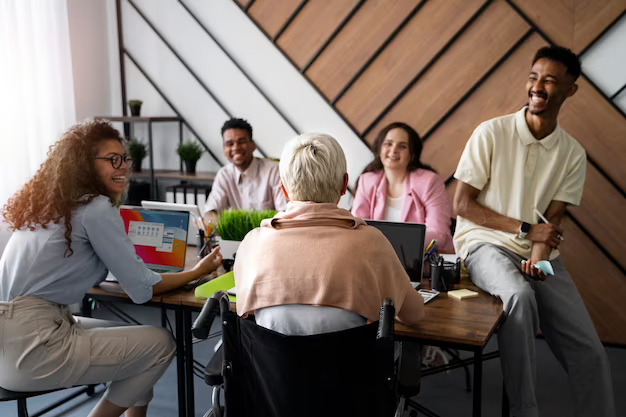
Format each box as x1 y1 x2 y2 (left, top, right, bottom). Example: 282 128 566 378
204 406 225 417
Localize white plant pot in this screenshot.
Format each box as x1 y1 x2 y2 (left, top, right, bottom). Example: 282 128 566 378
216 237 241 260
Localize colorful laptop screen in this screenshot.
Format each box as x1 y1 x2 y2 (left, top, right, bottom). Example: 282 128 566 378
119 208 189 270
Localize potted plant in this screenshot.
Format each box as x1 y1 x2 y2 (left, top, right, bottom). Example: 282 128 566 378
176 140 204 174
128 99 143 117
214 209 277 259
127 137 148 173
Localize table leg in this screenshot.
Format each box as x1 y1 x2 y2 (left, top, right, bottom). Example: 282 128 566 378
175 309 187 417
183 310 195 417
502 383 510 417
82 296 92 318
473 349 483 417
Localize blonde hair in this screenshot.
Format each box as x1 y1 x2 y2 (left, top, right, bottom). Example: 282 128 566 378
279 133 347 203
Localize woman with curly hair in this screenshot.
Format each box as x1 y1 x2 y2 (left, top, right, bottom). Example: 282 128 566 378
0 120 222 417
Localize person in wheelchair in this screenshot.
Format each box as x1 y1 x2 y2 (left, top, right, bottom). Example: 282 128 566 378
234 132 425 335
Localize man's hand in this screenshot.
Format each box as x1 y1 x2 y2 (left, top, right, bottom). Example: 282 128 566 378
522 242 552 281
522 259 546 281
527 223 563 248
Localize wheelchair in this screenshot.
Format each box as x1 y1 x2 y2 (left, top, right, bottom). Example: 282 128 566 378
192 292 421 417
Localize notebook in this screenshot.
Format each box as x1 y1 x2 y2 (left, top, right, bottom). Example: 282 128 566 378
366 220 426 289
105 207 190 280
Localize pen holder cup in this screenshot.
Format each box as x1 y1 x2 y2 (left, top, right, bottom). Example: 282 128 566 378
197 232 209 258
431 261 457 292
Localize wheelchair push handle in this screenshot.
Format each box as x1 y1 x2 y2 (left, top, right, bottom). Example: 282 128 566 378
377 298 395 340
192 291 229 339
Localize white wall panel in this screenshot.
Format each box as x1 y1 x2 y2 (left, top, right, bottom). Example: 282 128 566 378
180 0 374 187
123 0 225 171
131 0 297 159
581 14 626 97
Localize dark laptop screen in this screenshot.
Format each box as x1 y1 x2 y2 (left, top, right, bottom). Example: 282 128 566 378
366 220 426 283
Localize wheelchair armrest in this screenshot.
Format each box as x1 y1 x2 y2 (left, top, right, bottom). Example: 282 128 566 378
192 291 229 339
204 344 224 386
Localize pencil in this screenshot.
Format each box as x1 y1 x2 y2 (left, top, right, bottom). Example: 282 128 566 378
533 208 564 240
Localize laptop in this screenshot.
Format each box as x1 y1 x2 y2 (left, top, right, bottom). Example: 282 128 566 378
115 207 190 274
366 220 426 290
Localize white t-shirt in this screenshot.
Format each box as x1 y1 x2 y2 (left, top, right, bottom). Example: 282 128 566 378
383 196 404 222
255 305 367 336
453 107 586 260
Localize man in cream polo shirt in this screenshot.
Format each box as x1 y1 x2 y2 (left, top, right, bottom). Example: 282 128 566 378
453 46 614 417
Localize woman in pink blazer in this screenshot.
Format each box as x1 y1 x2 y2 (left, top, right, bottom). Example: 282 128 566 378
352 122 454 253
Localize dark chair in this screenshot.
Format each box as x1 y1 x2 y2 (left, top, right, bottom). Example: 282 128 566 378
0 385 98 417
193 292 405 417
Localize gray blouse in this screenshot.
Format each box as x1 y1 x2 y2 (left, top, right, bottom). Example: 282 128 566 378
0 195 161 304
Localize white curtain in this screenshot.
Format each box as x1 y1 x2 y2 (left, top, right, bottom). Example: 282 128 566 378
0 0 76 208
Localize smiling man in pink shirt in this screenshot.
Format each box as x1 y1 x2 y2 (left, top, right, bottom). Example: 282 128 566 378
203 118 287 221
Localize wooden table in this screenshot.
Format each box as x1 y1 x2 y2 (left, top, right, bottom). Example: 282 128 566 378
87 247 504 417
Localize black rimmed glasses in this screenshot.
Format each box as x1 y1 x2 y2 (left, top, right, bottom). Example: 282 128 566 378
95 153 134 169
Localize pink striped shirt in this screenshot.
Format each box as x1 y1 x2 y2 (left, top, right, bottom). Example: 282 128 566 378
204 157 287 214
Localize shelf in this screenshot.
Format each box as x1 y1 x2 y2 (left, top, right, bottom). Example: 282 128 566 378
131 169 217 182
95 116 182 122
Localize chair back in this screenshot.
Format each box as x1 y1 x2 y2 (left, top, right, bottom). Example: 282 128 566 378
219 308 396 417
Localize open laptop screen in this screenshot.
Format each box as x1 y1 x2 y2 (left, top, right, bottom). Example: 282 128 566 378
366 220 426 283
119 207 189 271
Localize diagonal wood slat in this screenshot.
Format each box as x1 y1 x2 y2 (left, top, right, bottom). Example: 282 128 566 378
336 0 484 133
559 78 626 192
305 0 418 100
559 217 626 345
364 0 530 145
277 0 360 69
421 34 548 181
248 0 302 39
511 0 626 52
569 163 626 270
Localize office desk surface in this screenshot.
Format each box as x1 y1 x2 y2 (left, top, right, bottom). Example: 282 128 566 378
90 246 504 348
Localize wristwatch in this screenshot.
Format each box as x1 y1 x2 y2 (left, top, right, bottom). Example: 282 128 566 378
519 221 531 239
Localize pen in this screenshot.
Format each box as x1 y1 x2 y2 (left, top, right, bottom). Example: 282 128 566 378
533 208 564 240
424 239 437 256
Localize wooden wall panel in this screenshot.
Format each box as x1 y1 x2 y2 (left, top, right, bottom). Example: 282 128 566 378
570 163 626 270
559 79 626 191
511 0 626 52
277 0 360 69
364 0 530 145
574 0 626 51
237 0 626 345
248 0 302 39
336 0 484 133
306 0 417 100
510 0 574 48
421 34 548 181
559 217 626 345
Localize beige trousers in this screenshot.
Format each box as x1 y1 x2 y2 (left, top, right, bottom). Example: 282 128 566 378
0 296 176 408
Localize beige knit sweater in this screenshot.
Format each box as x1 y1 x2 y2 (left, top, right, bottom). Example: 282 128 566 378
234 202 424 324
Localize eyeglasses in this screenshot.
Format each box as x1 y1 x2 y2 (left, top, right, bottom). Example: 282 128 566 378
95 153 134 169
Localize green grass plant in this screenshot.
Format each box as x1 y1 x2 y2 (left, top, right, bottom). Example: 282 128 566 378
215 209 277 241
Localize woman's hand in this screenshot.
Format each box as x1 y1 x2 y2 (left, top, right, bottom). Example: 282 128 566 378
193 246 223 276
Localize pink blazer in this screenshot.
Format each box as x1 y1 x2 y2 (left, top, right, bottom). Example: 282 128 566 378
352 169 454 253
